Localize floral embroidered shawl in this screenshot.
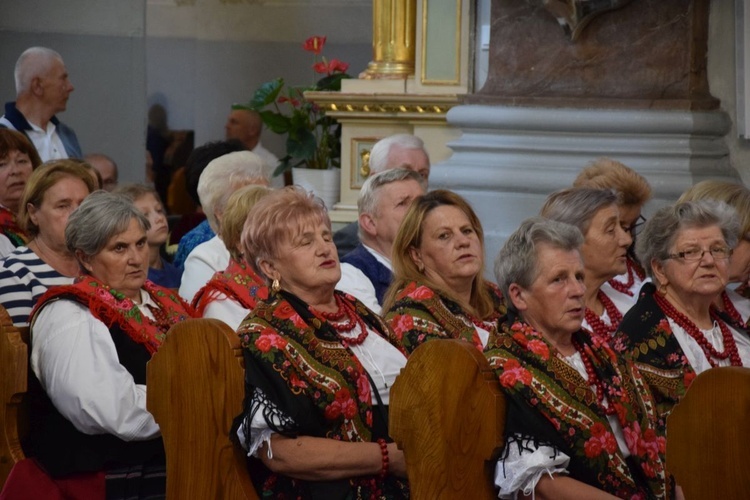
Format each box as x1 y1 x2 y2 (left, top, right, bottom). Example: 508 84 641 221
237 289 408 499
485 310 669 499
32 275 195 355
0 205 27 248
384 280 506 356
614 283 701 424
191 258 268 316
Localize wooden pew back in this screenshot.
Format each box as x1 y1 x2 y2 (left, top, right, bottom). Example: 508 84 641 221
0 307 28 488
147 318 258 499
666 366 750 499
389 339 505 500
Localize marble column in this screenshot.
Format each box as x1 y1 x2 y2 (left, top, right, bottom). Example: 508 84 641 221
432 0 738 266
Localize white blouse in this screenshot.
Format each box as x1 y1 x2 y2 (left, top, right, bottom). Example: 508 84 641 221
667 316 750 374
30 289 161 440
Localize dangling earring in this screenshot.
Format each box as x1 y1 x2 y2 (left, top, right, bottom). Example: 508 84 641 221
658 282 667 296
272 278 281 293
417 263 424 273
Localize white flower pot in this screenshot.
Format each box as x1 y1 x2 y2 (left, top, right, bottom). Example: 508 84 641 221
291 167 341 210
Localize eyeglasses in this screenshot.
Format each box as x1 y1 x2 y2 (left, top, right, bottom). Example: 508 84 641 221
667 246 732 262
621 215 647 236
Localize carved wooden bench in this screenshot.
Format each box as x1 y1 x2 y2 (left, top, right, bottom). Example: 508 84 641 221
666 366 750 499
147 318 258 499
0 306 29 489
390 339 506 499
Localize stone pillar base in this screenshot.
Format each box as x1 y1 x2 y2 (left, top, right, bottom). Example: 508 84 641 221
432 104 739 269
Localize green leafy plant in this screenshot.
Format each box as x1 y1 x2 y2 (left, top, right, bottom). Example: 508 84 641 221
234 36 350 175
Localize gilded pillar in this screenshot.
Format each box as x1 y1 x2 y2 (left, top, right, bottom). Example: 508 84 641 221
363 0 416 78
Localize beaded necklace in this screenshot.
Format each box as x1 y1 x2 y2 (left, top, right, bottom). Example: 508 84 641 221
607 258 645 296
310 294 369 347
571 338 617 416
720 290 747 329
584 290 622 340
654 292 743 367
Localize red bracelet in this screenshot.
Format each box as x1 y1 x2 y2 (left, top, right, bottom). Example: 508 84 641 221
376 438 389 479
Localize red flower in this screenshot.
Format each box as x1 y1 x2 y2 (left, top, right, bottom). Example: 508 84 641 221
273 302 296 320
526 339 550 360
256 286 269 301
584 436 603 458
391 315 414 337
683 369 696 388
277 96 300 107
590 422 607 438
313 61 329 74
289 313 307 330
289 372 307 390
302 35 326 54
498 359 532 388
327 59 349 74
356 373 371 403
407 285 435 301
255 335 272 353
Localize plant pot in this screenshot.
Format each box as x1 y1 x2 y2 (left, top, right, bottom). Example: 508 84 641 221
292 167 341 210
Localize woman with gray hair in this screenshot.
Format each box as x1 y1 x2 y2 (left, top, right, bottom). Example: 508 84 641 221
487 217 669 499
179 149 269 302
24 190 195 496
617 200 750 422
541 187 634 340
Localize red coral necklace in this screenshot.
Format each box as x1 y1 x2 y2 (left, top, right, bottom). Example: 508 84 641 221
655 292 743 367
311 294 368 347
572 338 617 416
607 258 645 296
584 291 622 340
720 290 747 329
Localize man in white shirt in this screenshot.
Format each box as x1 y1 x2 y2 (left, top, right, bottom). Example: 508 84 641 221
0 47 81 161
225 107 282 187
336 168 426 314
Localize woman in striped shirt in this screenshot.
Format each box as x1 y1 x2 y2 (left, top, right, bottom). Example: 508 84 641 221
0 159 95 326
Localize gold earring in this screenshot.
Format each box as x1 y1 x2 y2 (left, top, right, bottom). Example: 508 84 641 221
272 278 280 293
658 283 667 296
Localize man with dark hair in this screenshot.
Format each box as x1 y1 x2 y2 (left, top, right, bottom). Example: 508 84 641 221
172 139 247 267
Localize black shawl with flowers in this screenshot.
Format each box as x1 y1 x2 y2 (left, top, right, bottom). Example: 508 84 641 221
384 280 506 356
484 310 669 499
235 289 408 500
614 283 699 424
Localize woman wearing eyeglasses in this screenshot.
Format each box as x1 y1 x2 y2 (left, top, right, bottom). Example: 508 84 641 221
677 180 750 331
573 158 652 300
616 200 750 425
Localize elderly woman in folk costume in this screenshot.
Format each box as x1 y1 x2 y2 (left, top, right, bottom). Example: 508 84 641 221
192 184 272 330
616 200 750 422
382 189 505 355
487 217 672 499
677 180 750 330
25 191 195 497
234 186 408 499
541 187 633 340
573 157 652 299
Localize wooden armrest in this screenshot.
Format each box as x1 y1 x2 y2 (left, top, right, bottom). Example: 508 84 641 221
666 366 750 499
390 339 505 499
147 318 257 499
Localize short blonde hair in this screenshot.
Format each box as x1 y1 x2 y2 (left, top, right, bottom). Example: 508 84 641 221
678 180 750 239
221 184 272 261
241 186 329 279
573 158 652 207
20 160 96 237
382 189 495 319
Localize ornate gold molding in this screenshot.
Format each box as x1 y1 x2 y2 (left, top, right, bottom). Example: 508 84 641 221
305 91 461 121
